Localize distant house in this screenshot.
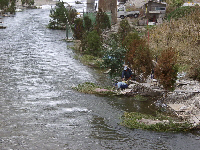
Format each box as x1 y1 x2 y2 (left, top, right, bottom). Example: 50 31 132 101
143 0 166 24
182 2 200 6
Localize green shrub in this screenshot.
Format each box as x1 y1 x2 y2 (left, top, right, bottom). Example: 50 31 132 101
95 9 111 31
118 19 131 43
73 82 114 95
121 112 192 132
71 18 84 40
21 0 34 6
48 1 77 30
83 16 93 31
102 40 126 77
83 30 102 57
73 82 98 94
0 0 9 10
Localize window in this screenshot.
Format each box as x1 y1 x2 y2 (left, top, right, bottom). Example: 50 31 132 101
118 7 124 11
155 7 166 10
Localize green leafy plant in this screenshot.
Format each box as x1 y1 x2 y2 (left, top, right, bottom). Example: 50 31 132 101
71 18 84 40
118 19 131 43
0 0 9 10
95 8 111 32
121 112 192 132
102 40 126 77
7 0 16 14
83 30 102 57
21 0 34 6
73 82 114 96
48 1 77 30
83 15 93 31
0 0 16 14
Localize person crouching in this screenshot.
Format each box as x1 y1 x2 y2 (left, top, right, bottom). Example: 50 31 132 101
115 82 128 90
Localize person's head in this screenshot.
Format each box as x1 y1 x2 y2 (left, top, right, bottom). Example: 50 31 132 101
114 83 117 87
114 83 118 89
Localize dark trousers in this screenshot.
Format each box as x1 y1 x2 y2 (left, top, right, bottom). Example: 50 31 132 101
120 84 128 90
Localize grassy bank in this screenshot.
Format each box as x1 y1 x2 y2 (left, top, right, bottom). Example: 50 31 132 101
72 82 115 96
121 112 192 132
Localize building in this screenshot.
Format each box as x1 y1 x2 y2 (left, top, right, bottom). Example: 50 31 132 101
183 1 200 6
143 0 166 23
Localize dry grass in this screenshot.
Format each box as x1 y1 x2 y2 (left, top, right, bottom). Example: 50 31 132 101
149 9 200 69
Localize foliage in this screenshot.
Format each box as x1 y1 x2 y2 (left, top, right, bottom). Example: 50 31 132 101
0 0 9 10
108 33 120 44
123 32 153 80
167 0 185 8
0 0 16 13
7 0 16 14
82 30 102 57
118 19 131 43
188 62 200 81
154 48 178 91
83 15 93 31
95 9 111 33
132 44 153 80
149 7 200 78
48 2 77 30
73 82 99 94
167 6 200 20
71 18 84 40
123 32 140 51
102 40 126 77
123 32 140 68
73 82 114 95
121 112 192 132
165 0 193 16
21 0 34 6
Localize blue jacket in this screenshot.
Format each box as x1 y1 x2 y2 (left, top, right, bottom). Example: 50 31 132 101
122 68 132 79
116 82 128 89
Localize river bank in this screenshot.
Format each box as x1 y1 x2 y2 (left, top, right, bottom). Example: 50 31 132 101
70 12 200 129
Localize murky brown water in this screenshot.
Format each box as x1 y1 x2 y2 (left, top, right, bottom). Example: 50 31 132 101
0 6 200 150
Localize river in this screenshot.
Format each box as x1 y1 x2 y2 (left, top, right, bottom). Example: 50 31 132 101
0 6 200 150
